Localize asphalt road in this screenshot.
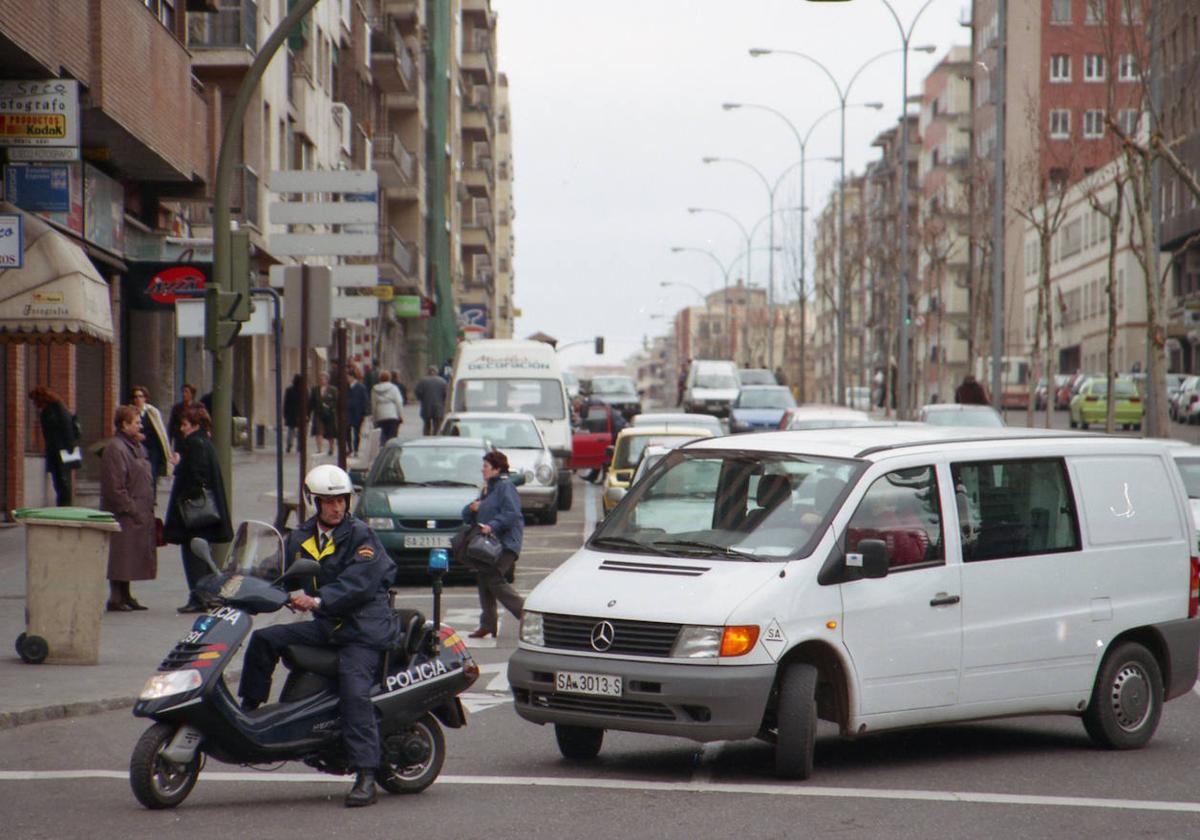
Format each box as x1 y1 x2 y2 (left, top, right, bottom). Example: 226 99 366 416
3 479 1200 839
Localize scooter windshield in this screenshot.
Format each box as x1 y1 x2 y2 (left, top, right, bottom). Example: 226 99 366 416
222 520 287 580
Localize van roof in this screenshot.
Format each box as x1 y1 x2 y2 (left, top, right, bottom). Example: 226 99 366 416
682 425 1170 461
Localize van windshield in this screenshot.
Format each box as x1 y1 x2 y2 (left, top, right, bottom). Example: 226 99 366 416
453 378 566 420
695 374 738 389
590 450 863 561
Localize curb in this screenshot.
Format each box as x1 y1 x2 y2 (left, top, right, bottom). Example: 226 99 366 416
0 695 136 731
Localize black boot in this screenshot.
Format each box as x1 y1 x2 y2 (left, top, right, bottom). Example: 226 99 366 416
344 769 377 808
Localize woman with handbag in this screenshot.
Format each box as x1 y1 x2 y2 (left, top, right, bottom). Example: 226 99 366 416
100 405 157 611
28 386 80 506
462 450 525 638
163 405 232 613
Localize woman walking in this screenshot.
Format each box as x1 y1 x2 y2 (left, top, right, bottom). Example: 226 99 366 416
163 405 232 613
283 373 306 453
99 405 157 611
462 450 524 638
310 372 337 456
131 385 171 492
371 370 404 443
28 386 79 506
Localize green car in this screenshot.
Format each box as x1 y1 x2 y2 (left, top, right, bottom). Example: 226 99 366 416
1068 377 1144 430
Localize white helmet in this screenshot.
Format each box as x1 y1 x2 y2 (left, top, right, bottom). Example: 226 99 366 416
304 464 354 506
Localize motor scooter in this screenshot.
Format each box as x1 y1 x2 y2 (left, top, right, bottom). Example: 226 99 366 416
129 521 478 809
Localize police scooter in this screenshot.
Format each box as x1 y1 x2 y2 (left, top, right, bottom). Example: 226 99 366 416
129 521 477 809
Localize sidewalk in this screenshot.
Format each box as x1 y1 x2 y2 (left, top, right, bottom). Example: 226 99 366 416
0 404 425 729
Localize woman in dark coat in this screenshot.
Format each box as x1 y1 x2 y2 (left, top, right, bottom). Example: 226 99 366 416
28 386 78 506
164 404 233 613
309 372 337 456
283 373 306 454
100 405 157 611
462 450 525 638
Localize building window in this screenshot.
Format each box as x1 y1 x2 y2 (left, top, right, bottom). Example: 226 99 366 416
1085 0 1104 24
1051 0 1071 24
1050 109 1071 139
1118 54 1138 81
1050 54 1071 82
1083 110 1105 138
1120 0 1142 24
1119 109 1140 136
1084 54 1107 81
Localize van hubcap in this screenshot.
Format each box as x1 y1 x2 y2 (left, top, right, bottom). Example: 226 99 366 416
1111 664 1150 731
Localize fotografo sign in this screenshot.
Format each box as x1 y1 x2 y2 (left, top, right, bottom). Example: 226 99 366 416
0 80 80 149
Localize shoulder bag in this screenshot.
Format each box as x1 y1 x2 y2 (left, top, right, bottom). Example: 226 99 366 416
179 485 221 530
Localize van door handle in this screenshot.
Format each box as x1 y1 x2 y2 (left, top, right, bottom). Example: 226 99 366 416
929 593 960 607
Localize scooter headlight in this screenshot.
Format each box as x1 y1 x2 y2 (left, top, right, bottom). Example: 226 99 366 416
520 611 544 646
139 669 203 700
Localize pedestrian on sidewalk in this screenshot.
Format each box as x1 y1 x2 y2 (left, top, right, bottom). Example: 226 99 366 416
955 374 990 406
347 367 370 456
310 372 338 456
167 383 197 452
415 366 447 435
283 373 306 453
164 405 233 613
370 370 404 443
29 386 79 506
100 405 156 612
462 450 524 638
131 385 171 492
392 370 408 404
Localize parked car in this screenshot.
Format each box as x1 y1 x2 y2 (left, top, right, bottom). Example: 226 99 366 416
1169 374 1196 422
354 436 492 582
779 405 872 430
633 412 725 437
509 425 1200 778
586 375 642 419
1169 446 1200 549
1068 376 1144 430
602 425 712 513
571 401 625 474
844 386 872 410
729 385 797 433
917 404 1006 428
440 411 559 524
1056 372 1092 411
738 368 777 387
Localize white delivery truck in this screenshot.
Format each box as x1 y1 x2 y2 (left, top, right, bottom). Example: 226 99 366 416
449 339 574 511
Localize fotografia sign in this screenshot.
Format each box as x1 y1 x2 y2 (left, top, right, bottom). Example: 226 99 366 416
0 80 79 148
0 213 22 268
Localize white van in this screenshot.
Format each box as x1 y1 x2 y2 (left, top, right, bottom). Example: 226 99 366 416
508 426 1200 777
683 359 741 417
449 339 573 511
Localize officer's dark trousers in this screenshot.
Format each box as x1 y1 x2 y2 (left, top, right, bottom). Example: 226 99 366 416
238 621 382 768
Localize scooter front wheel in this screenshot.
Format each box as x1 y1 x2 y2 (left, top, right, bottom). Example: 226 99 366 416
378 714 445 794
130 722 201 809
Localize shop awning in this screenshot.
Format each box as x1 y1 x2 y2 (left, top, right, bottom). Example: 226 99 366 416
0 203 113 343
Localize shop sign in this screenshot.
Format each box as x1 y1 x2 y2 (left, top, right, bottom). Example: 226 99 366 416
0 80 80 148
124 262 211 311
392 295 421 318
458 303 489 337
0 213 22 268
4 164 70 212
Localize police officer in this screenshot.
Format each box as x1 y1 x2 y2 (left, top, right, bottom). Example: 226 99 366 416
237 465 396 808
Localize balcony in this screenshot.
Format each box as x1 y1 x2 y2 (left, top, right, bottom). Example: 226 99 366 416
378 228 418 283
187 0 257 69
461 208 493 250
463 156 493 195
371 19 416 92
462 85 492 136
372 133 417 193
383 0 420 22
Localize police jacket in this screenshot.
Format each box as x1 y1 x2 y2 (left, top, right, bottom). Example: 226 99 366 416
462 474 524 556
286 514 397 649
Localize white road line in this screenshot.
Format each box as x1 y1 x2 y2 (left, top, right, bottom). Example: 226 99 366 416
4 770 1200 813
584 481 598 537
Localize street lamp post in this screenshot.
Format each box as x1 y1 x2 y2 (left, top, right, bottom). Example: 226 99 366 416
685 208 749 359
751 44 934 408
722 102 880 402
660 280 714 357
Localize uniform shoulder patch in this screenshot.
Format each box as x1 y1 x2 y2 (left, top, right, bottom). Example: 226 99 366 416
356 546 375 558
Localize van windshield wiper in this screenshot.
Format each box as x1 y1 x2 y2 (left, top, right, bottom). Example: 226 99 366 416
589 536 669 555
650 539 759 561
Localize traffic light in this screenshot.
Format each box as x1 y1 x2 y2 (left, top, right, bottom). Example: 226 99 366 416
595 336 605 355
228 230 252 322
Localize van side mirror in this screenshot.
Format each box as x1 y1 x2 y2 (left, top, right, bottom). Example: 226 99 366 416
854 539 889 579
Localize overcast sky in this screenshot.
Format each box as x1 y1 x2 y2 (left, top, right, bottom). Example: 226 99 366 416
493 0 970 370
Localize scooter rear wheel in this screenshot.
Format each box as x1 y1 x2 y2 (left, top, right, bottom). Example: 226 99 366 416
378 714 445 794
130 722 201 809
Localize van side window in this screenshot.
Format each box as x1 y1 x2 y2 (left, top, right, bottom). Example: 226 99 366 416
951 459 1080 562
846 466 944 570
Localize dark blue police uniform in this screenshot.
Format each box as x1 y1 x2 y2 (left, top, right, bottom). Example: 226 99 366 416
238 514 396 769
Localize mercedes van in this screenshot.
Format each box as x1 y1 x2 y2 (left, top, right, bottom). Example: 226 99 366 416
683 360 741 417
508 426 1200 778
449 340 573 511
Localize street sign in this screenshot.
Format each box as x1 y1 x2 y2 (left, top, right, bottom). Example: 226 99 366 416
282 265 333 348
268 201 378 225
332 295 379 321
176 298 270 338
267 169 378 259
371 285 394 300
268 264 378 288
393 294 421 318
269 169 378 194
268 232 378 257
0 213 22 268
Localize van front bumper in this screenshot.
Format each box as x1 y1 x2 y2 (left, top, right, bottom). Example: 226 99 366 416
507 648 777 742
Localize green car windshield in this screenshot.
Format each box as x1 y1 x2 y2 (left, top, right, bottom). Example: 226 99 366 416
368 445 483 487
591 449 863 561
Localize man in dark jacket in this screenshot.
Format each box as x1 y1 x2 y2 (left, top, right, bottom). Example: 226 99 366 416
237 465 396 808
414 365 448 435
955 374 990 405
346 368 370 456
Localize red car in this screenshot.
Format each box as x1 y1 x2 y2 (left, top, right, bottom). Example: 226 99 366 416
570 402 624 472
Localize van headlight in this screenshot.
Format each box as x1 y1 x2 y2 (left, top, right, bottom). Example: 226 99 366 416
520 611 544 645
535 463 555 485
670 625 760 658
140 669 203 699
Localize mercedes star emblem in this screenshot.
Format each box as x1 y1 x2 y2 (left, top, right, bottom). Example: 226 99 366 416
590 620 615 652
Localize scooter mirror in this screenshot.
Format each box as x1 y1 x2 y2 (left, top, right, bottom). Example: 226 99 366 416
189 537 219 574
282 557 321 579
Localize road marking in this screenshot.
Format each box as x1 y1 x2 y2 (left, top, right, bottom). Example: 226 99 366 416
584 481 598 537
4 770 1200 813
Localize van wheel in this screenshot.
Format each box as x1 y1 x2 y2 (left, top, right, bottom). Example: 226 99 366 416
1082 642 1163 750
555 724 603 760
774 663 818 779
557 480 573 511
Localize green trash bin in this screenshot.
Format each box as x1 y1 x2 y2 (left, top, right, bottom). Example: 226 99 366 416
13 507 121 665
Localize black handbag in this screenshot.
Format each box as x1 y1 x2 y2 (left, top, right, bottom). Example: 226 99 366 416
179 486 221 530
466 531 503 566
